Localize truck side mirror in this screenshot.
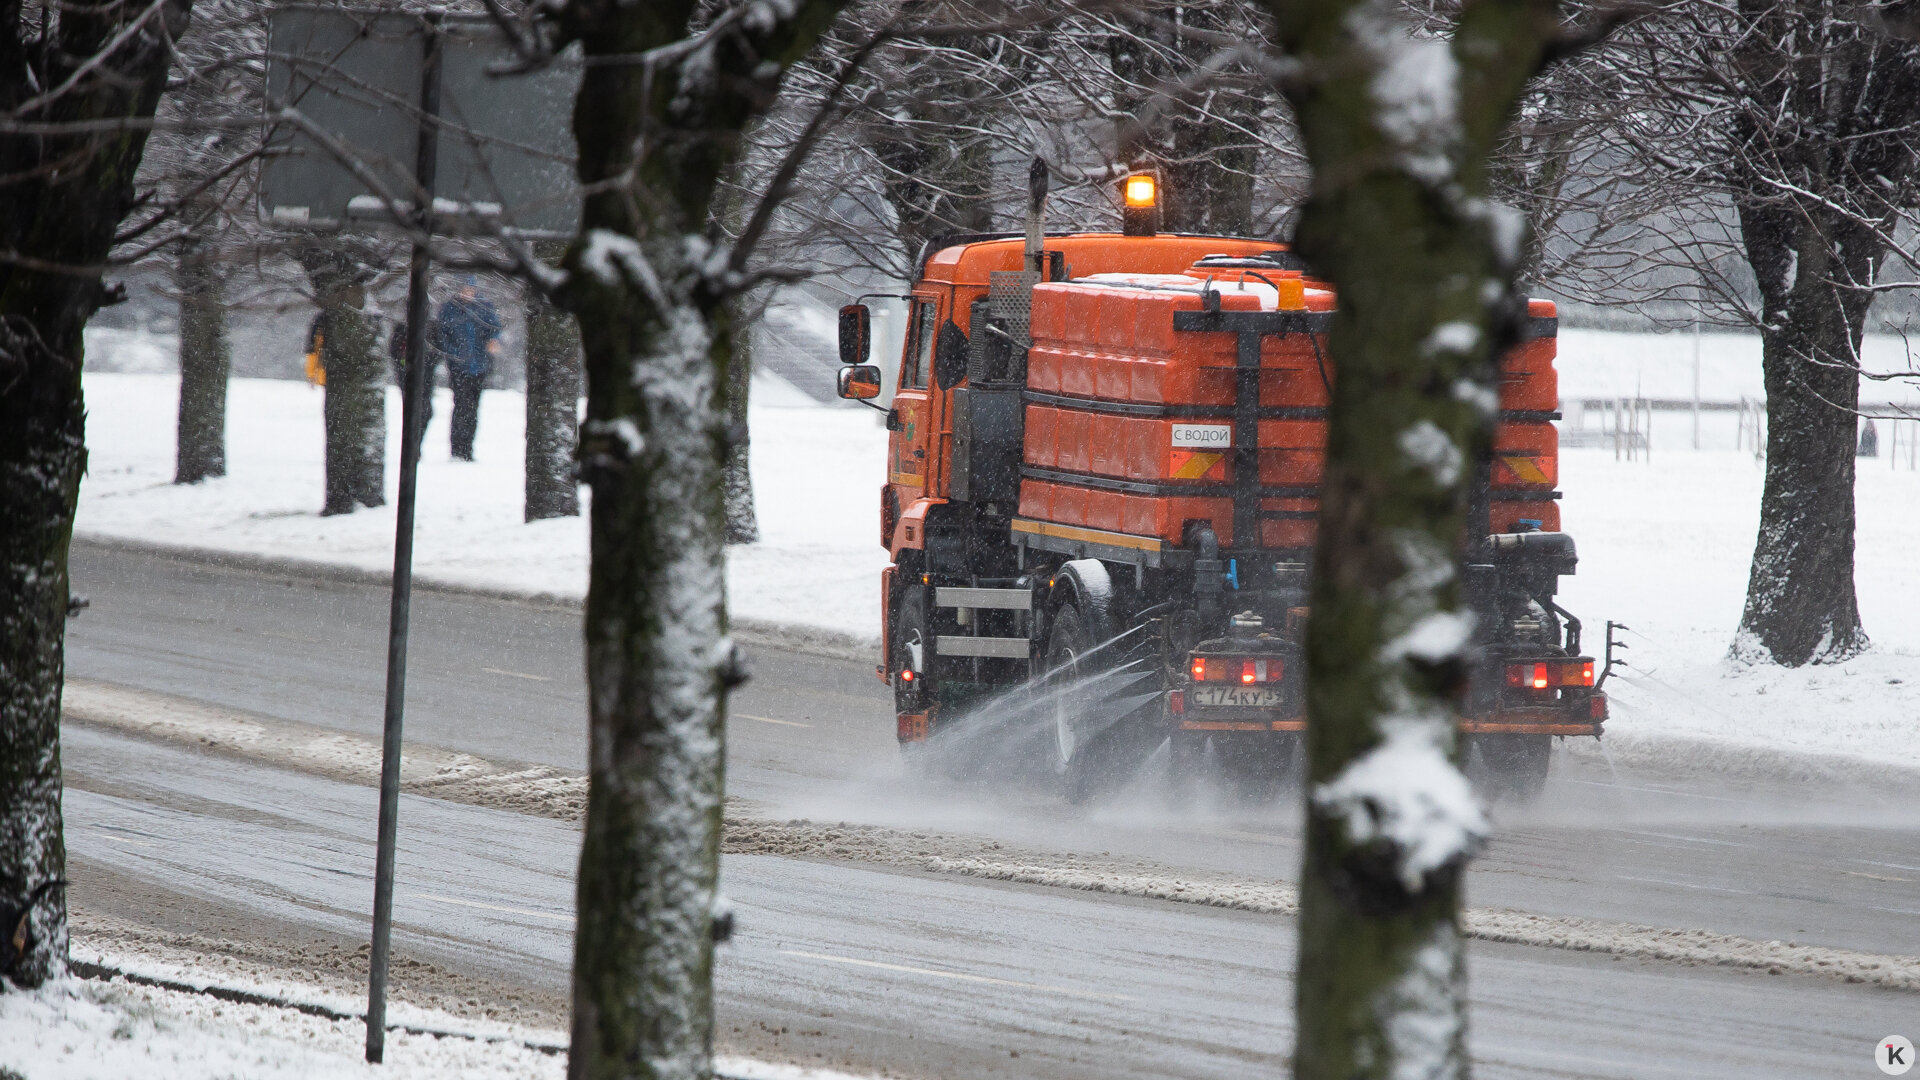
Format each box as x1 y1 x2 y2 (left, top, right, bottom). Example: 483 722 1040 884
837 364 884 400
838 304 871 365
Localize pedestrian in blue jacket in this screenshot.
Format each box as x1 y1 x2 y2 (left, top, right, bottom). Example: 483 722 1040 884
431 276 502 460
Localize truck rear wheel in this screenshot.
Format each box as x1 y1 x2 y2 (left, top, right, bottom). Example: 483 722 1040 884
1042 601 1103 799
1042 595 1157 804
1465 733 1551 803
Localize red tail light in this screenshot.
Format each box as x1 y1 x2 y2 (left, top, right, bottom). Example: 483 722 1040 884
900 669 914 683
1189 655 1282 683
1169 690 1185 715
1504 659 1596 689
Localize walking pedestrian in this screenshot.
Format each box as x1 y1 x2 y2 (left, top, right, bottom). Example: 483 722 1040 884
431 276 502 461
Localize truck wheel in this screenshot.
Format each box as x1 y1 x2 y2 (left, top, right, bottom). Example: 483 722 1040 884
892 585 930 718
1466 733 1551 803
1043 598 1149 804
1043 601 1100 781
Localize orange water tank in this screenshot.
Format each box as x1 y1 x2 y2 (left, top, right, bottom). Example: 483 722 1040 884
1018 271 1561 548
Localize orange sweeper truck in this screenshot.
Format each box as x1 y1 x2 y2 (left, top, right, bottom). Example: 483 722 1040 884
836 171 1609 802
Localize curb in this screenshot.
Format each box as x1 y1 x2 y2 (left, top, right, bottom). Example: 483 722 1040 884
70 533 880 665
69 959 567 1056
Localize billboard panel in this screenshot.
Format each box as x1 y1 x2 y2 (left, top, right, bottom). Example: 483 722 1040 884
261 6 580 234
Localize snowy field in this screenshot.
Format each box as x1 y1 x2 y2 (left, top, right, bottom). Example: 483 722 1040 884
1558 447 1920 769
72 324 1920 772
76 371 890 638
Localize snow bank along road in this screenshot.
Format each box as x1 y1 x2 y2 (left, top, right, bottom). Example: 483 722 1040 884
60 542 1920 1077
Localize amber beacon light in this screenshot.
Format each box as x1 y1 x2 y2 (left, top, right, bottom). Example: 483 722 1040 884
1121 171 1159 236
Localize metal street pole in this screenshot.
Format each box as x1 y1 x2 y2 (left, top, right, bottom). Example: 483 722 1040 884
367 12 441 1064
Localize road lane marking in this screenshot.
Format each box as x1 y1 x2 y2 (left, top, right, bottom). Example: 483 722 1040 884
735 714 811 728
482 667 552 682
1857 859 1920 874
89 827 159 848
1621 829 1752 849
1844 870 1913 883
778 948 1132 1002
1613 874 1753 896
412 893 574 923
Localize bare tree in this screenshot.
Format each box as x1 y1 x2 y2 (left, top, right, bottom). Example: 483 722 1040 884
297 239 388 516
735 0 1307 293
1110 1 1275 234
1510 1 1920 665
1 0 194 990
1724 4 1920 663
141 0 265 484
483 1 853 1074
173 222 233 482
1257 0 1591 1074
523 242 581 521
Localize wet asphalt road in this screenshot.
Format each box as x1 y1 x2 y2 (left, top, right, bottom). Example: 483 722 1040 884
64 724 1916 1080
58 540 1920 1076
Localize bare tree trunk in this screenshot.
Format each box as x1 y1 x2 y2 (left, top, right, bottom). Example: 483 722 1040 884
0 0 192 991
0 325 82 990
1259 1 1567 1075
173 233 230 484
525 248 582 522
723 294 758 544
1734 202 1876 664
549 3 846 1076
300 247 386 516
320 301 386 515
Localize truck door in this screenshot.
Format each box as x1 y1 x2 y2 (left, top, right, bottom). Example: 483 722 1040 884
889 294 943 509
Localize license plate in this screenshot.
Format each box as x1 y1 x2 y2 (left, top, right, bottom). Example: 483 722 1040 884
1190 686 1287 709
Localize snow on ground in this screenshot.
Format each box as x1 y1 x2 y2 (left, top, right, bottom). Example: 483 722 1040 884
1 969 877 1080
72 324 1920 772
0 920 885 1080
1558 445 1920 768
75 371 890 639
1 975 565 1080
